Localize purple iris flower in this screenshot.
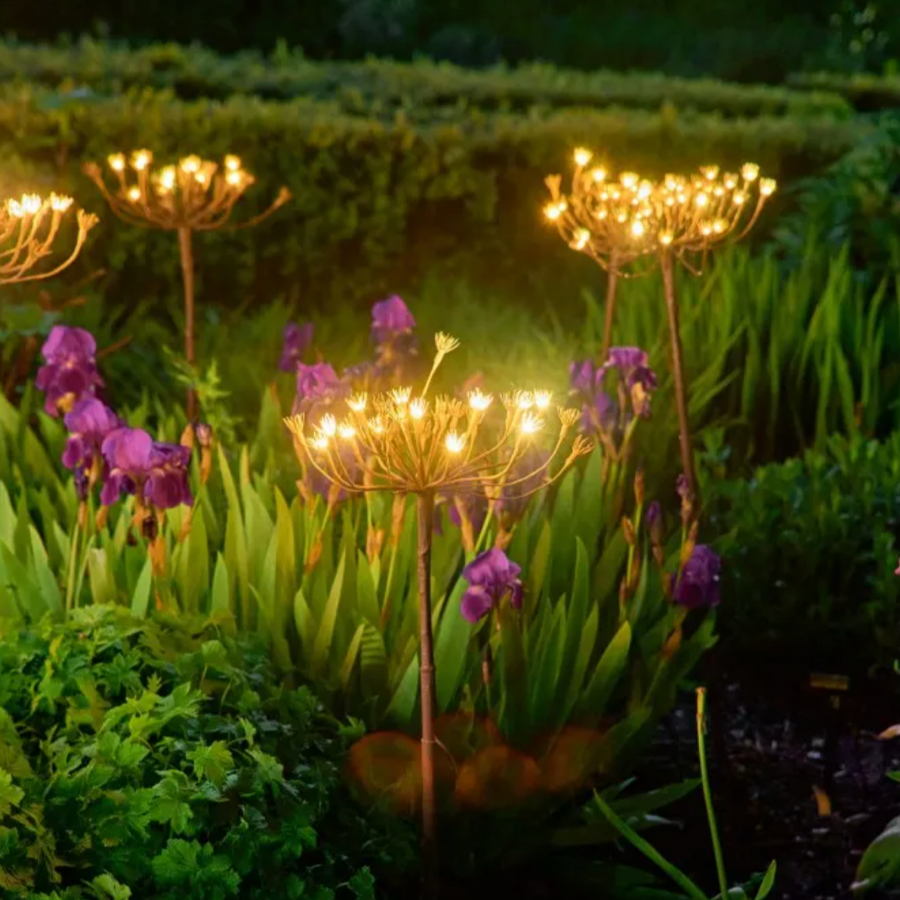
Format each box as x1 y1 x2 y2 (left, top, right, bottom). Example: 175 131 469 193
461 548 524 623
62 398 121 476
100 427 193 510
569 360 597 394
371 295 416 343
673 545 721 610
601 347 658 419
581 390 618 434
676 473 691 500
35 326 103 416
293 362 350 416
646 500 662 530
279 321 314 372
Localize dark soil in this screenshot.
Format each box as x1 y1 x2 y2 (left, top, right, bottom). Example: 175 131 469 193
641 656 900 899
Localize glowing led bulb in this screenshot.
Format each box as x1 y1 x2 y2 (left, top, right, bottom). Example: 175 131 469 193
127 187 141 202
468 389 492 411
108 153 126 172
620 172 639 189
319 414 337 437
741 163 759 182
695 192 708 208
311 436 329 450
180 155 202 174
445 432 465 454
410 399 426 420
544 202 563 221
226 170 243 186
21 194 41 215
701 223 712 236
760 177 777 197
659 231 674 246
224 154 242 172
574 147 593 167
158 166 176 191
131 150 152 171
631 219 646 238
733 191 746 205
391 387 411 406
338 424 357 440
195 171 207 184
368 416 385 435
571 228 591 250
534 390 552 410
597 208 608 220
713 218 727 234
50 194 73 212
700 165 719 181
724 175 737 189
517 392 535 411
520 412 542 435
7 199 23 218
348 393 368 412
591 167 606 183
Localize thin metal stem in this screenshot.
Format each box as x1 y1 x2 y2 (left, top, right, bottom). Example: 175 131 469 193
178 226 196 420
416 491 439 898
660 251 698 500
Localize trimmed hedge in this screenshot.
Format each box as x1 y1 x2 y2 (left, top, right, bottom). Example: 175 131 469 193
788 71 900 112
0 83 868 316
0 38 855 120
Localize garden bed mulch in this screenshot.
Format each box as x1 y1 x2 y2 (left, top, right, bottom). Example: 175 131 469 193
643 657 900 900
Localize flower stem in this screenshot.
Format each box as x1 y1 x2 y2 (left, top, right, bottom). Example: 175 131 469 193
178 226 196 420
696 687 729 900
661 251 698 502
416 491 439 898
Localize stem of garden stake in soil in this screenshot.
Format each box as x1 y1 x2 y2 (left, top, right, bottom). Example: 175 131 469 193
661 251 698 501
416 491 439 897
697 687 729 900
178 226 196 420
601 254 619 360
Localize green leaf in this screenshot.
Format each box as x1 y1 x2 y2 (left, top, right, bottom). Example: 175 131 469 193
311 551 346 677
580 621 632 720
89 873 132 900
755 861 777 900
434 578 473 711
0 768 24 817
854 816 900 892
340 624 365 689
152 838 200 884
210 552 230 614
187 741 235 787
131 557 153 618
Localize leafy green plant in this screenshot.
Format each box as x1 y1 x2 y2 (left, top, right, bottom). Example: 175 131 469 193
0 605 406 898
705 432 900 670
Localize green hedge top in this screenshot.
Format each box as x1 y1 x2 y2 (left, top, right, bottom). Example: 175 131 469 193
0 37 855 120
788 71 900 111
0 83 867 311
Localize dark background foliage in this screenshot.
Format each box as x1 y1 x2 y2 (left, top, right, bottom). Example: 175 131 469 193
1 0 896 82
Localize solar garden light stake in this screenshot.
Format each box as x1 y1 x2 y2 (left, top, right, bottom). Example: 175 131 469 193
285 333 592 896
0 192 97 286
85 150 290 418
545 150 776 498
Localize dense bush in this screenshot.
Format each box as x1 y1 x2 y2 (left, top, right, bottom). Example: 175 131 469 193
0 606 401 898
0 39 854 119
707 434 900 671
0 81 864 320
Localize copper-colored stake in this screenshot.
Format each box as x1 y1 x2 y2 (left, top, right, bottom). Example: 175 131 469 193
178 226 196 418
661 251 697 498
416 490 439 897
